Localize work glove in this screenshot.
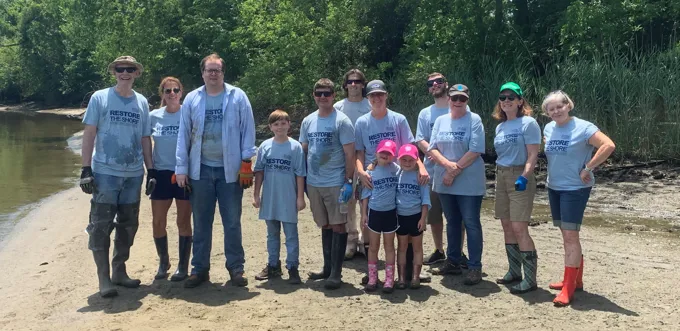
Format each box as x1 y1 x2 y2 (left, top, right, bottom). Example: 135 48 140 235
514 175 528 191
79 166 96 194
339 182 353 203
145 169 157 196
239 160 253 189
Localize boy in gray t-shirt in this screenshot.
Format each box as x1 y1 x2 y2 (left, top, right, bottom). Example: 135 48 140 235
253 110 306 284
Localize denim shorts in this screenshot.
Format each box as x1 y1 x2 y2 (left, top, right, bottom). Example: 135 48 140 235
547 187 592 231
150 170 190 201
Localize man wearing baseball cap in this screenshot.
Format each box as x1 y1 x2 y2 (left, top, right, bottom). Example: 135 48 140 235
79 55 154 297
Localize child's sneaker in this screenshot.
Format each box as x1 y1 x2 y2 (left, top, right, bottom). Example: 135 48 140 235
288 267 302 285
255 262 282 280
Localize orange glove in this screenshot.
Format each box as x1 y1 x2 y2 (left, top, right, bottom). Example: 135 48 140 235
171 173 177 184
239 161 253 189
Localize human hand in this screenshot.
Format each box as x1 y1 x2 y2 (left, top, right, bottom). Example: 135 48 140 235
417 167 430 185
79 166 96 194
417 218 426 232
443 171 455 186
514 176 528 191
340 182 353 203
297 197 306 211
145 169 157 196
580 168 593 184
253 195 261 208
359 171 373 189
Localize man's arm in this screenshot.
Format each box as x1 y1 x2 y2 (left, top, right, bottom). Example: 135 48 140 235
81 125 97 166
142 137 153 169
342 143 355 181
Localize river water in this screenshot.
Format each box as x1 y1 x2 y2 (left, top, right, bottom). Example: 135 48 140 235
0 111 83 241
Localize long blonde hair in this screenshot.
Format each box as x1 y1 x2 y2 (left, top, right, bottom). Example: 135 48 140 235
158 76 183 107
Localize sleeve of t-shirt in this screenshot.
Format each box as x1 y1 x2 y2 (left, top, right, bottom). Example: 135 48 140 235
293 142 306 177
338 116 355 145
421 183 431 208
398 115 416 144
298 118 309 144
82 93 101 126
469 115 485 153
584 122 599 142
141 99 151 137
524 119 541 145
415 109 428 143
354 118 365 151
253 143 266 172
427 118 441 152
361 186 372 200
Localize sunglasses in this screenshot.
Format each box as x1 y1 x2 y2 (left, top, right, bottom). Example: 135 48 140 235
499 95 519 101
115 67 137 73
346 79 363 86
314 91 333 97
164 88 181 94
450 95 468 102
426 78 446 88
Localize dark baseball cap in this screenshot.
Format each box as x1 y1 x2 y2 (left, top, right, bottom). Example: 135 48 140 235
366 80 387 95
448 84 469 98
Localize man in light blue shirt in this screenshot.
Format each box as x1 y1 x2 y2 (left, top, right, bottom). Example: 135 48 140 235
333 69 371 260
174 53 257 288
79 56 153 298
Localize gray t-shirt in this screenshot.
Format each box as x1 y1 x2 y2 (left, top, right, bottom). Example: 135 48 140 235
254 137 306 223
150 107 181 171
334 98 371 125
428 110 486 196
299 110 355 187
82 87 151 177
361 162 400 211
415 105 450 175
544 117 599 191
494 116 541 167
355 110 415 167
201 91 225 167
396 169 431 216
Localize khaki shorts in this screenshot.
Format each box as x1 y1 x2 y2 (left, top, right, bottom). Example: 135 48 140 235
426 187 444 225
307 184 347 227
494 166 536 222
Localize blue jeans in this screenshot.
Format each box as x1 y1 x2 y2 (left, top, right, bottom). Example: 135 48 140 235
439 194 484 270
265 220 299 269
189 164 245 275
548 187 592 231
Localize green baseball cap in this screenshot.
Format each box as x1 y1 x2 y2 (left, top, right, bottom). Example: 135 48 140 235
499 82 523 96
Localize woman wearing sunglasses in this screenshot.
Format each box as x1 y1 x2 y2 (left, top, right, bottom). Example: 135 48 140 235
542 90 615 306
492 82 541 294
149 77 193 281
428 84 486 285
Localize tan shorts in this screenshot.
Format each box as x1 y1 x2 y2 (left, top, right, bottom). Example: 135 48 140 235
426 187 444 225
494 166 536 222
307 184 347 227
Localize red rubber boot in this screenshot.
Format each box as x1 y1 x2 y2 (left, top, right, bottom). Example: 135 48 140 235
553 266 579 307
549 256 584 291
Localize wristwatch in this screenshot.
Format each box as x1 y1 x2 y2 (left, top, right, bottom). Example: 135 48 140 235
584 165 593 172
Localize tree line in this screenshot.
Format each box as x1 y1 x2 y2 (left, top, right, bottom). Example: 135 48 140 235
1 0 679 160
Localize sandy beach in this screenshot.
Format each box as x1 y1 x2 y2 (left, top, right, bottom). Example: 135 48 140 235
0 183 678 331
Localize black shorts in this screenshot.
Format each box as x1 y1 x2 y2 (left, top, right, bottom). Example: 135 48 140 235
396 212 423 237
150 170 190 201
367 208 398 234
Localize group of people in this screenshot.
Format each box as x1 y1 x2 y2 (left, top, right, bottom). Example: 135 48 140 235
79 54 615 308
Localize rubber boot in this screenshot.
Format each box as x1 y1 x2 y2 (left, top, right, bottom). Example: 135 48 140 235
511 250 538 294
154 236 170 280
395 264 407 290
550 255 584 291
324 232 347 290
92 250 118 298
111 204 141 288
308 229 333 280
553 266 579 306
405 243 414 281
496 244 522 284
382 264 395 293
365 262 378 292
171 236 192 282
411 263 422 289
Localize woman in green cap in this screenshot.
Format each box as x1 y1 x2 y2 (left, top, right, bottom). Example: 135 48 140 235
492 82 541 294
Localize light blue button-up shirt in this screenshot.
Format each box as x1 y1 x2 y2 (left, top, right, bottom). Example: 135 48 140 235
175 83 256 183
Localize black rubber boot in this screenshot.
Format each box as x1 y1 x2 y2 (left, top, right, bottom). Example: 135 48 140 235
171 236 192 282
324 232 348 290
308 229 333 280
154 236 170 280
92 250 118 298
111 203 141 288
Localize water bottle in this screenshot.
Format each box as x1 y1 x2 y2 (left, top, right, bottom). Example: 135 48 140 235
338 187 348 214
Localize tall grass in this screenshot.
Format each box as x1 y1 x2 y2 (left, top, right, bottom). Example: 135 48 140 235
386 49 680 161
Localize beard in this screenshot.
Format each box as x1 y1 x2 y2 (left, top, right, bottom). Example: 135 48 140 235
432 86 447 98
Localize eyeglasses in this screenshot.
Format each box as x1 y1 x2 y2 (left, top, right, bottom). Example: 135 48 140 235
426 78 446 88
499 95 519 101
450 95 468 102
204 69 223 75
115 67 137 73
164 88 181 94
314 91 333 97
346 79 363 86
